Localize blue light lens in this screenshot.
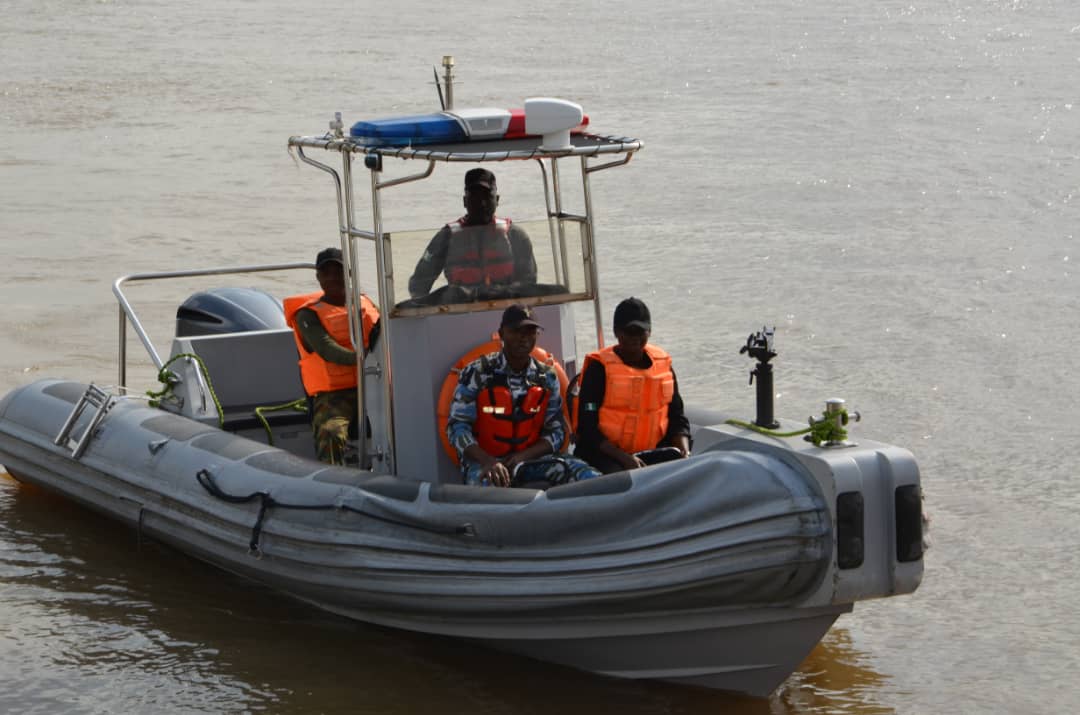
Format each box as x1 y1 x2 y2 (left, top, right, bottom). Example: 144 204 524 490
349 113 467 147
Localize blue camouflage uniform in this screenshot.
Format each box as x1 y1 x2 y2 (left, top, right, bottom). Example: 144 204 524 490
447 351 599 486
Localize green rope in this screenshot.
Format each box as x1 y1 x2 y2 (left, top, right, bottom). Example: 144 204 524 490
725 408 851 447
147 352 225 428
725 419 812 439
254 398 308 446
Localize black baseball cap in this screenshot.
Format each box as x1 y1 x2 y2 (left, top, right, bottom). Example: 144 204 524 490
500 303 541 330
316 247 344 268
613 297 651 331
464 167 496 191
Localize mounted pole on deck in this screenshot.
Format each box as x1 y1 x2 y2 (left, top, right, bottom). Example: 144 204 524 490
741 327 780 429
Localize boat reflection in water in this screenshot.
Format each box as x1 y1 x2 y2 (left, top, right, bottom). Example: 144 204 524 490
772 630 893 714
1 471 894 715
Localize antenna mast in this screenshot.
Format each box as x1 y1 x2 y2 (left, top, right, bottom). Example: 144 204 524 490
441 55 455 110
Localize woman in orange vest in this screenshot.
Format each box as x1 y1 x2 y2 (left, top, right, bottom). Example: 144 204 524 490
283 247 379 465
574 297 691 474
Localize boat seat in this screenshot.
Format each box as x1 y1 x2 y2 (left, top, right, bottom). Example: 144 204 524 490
169 328 308 429
218 407 310 433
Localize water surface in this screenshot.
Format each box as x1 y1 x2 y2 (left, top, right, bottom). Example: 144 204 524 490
2 1 1078 712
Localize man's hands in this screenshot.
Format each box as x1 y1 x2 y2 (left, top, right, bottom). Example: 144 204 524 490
607 434 691 471
465 441 552 487
479 456 513 487
618 452 647 470
464 445 512 487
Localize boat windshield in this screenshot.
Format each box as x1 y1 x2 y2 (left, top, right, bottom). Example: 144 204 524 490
388 218 590 315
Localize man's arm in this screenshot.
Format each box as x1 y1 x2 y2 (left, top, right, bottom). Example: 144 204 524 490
508 224 538 285
408 226 452 298
574 360 606 447
663 369 692 456
294 308 356 365
539 367 566 453
446 362 481 460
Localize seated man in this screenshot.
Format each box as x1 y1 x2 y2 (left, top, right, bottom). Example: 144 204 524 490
447 304 599 488
408 168 537 299
574 297 691 474
284 247 380 465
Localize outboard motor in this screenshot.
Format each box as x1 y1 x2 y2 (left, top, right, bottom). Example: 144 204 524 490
175 287 287 337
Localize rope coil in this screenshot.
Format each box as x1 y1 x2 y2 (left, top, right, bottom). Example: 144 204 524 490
725 407 853 446
147 352 225 428
253 398 308 445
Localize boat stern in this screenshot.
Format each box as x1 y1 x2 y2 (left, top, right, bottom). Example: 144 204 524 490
689 412 925 607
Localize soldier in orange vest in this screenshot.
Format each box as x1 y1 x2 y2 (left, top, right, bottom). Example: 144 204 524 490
574 297 691 474
407 168 538 299
284 247 380 464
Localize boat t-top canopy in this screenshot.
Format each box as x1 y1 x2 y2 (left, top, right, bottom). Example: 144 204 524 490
287 82 644 473
290 94 641 162
286 95 642 330
289 130 643 164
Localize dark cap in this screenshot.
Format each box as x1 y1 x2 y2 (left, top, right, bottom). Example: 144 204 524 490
613 297 651 331
464 167 496 191
316 247 344 269
500 303 541 330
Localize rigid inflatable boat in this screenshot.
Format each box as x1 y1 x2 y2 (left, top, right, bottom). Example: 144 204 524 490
0 61 924 697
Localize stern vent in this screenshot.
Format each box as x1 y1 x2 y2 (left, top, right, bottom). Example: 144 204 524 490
836 491 865 569
895 485 924 562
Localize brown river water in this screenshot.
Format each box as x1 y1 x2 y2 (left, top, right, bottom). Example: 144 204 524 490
2 0 1078 712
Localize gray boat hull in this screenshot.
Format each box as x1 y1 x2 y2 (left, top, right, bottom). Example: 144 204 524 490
0 378 918 696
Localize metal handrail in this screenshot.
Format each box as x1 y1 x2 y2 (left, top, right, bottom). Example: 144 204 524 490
293 146 346 237
581 156 605 351
113 262 312 388
287 133 643 163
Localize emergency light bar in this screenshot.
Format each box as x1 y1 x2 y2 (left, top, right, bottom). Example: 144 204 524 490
349 98 589 147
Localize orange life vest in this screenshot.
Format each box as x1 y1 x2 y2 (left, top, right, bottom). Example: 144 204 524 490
437 336 570 465
581 344 675 454
444 217 515 286
472 358 551 457
283 291 379 396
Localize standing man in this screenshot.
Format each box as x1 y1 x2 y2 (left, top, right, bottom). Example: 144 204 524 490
573 297 691 474
284 247 380 465
408 168 538 298
447 304 599 487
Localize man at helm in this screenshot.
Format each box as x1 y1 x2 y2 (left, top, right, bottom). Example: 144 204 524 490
446 304 598 487
284 247 380 465
408 168 537 299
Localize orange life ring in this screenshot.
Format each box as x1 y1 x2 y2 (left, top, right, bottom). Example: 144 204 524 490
437 334 570 465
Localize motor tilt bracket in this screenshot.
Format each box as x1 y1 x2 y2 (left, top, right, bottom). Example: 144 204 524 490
740 327 779 429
